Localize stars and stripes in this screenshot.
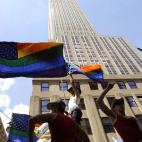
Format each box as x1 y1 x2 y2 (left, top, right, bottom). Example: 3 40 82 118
0 42 18 60
8 113 38 142
9 113 30 131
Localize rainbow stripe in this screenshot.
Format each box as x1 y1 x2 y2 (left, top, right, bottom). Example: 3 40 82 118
80 64 103 82
34 123 51 140
67 63 104 82
0 42 67 78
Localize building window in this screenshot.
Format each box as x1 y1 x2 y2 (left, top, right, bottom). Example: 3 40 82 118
59 82 68 91
81 118 92 134
126 96 137 107
127 81 137 89
40 99 50 113
117 81 126 89
41 82 49 92
79 98 86 110
89 82 98 90
101 82 108 89
137 96 142 105
107 97 115 106
94 98 100 109
101 117 114 133
135 114 142 124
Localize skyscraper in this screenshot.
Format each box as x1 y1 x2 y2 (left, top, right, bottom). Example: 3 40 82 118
30 0 142 141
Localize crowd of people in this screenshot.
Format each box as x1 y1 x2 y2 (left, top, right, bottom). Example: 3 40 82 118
28 74 142 142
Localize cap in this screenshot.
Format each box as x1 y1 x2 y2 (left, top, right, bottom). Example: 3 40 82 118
47 100 66 110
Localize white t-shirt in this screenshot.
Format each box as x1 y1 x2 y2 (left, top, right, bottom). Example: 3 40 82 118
68 95 80 114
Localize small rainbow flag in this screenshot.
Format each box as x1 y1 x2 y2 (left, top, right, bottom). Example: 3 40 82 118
67 63 104 82
0 42 67 78
34 123 51 140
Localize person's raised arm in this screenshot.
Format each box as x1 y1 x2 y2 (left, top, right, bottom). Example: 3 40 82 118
97 83 115 118
70 74 80 98
28 113 57 142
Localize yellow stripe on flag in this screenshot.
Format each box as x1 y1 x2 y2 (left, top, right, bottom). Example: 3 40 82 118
17 42 63 58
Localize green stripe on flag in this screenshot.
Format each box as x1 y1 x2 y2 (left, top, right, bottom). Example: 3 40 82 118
10 129 28 137
0 45 62 67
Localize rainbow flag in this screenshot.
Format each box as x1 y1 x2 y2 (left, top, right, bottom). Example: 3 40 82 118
67 63 104 82
34 123 51 140
0 42 67 78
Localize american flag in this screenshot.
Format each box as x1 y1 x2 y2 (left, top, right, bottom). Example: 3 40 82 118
0 42 18 60
8 113 35 142
9 113 30 131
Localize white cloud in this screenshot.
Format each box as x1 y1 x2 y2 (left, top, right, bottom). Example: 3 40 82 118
0 78 15 92
0 104 29 130
13 104 29 114
0 94 11 107
0 108 12 130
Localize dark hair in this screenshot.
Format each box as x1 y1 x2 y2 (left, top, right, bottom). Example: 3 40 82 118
57 101 66 113
71 108 82 125
47 100 66 113
111 98 124 109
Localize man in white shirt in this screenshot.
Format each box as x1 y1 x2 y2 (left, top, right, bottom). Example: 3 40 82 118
67 74 82 125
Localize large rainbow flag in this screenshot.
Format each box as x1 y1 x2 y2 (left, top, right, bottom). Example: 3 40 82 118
67 63 104 82
0 42 67 78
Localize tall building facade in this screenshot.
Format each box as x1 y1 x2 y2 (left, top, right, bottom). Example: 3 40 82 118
30 0 142 141
0 117 7 142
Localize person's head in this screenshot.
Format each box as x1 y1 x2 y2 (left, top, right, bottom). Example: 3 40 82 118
71 108 82 125
67 87 81 96
111 98 125 115
47 100 66 113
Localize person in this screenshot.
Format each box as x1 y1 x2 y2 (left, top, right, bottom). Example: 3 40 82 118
67 74 82 125
28 100 90 142
97 83 142 142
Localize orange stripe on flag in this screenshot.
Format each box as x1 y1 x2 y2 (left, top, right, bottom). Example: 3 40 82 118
80 64 101 72
17 42 63 58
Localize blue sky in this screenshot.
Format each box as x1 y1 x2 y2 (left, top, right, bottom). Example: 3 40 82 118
0 0 142 129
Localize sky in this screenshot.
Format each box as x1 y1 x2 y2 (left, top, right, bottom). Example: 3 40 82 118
0 0 142 131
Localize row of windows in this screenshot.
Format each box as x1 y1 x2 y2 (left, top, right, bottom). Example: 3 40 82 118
118 38 142 68
91 36 117 75
40 95 142 134
95 96 142 108
41 81 139 92
109 38 140 74
100 37 129 75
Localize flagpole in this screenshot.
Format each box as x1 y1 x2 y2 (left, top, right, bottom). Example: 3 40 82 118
0 108 11 120
61 79 66 102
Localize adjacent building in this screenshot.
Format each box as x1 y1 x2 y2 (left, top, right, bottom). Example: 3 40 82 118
30 0 142 141
0 117 7 142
